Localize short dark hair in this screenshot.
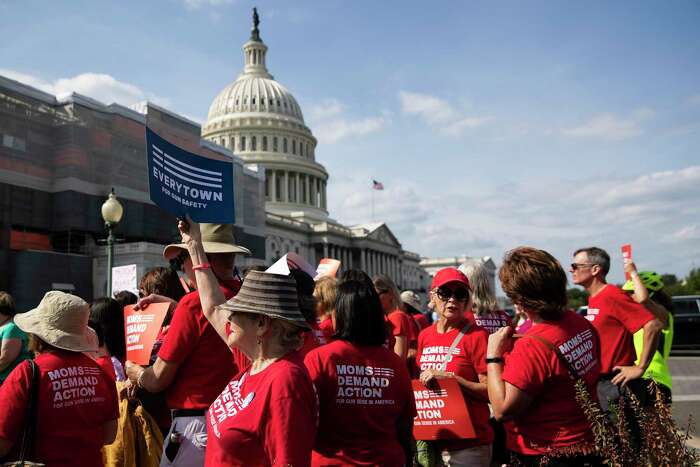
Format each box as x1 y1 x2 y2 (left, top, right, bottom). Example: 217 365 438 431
334 280 387 346
114 290 138 308
499 247 567 320
0 291 16 317
90 298 126 361
339 269 374 289
574 246 610 276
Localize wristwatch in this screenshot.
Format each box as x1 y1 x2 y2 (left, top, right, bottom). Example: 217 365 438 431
485 357 504 364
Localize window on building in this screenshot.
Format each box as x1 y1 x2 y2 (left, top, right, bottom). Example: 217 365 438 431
283 138 288 153
273 137 278 152
2 134 26 152
292 140 296 155
239 136 246 151
265 169 271 199
252 97 256 105
275 171 284 201
301 175 308 204
251 136 257 151
289 172 297 203
230 137 235 150
262 136 268 151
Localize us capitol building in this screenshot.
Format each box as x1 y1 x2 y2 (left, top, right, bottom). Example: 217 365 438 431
0 11 428 309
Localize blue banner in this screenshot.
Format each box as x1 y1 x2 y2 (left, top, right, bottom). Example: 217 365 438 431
146 127 235 223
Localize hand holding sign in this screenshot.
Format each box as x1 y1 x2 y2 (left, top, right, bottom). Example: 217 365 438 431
621 244 633 280
124 303 169 365
412 379 476 440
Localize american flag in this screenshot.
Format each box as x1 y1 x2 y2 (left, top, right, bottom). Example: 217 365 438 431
372 179 384 191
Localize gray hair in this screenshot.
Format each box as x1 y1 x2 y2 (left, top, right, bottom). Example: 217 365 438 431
574 247 610 276
458 259 498 316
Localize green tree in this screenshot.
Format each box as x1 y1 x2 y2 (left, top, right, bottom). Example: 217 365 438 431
567 287 589 309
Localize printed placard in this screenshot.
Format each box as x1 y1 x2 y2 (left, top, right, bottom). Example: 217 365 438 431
316 258 341 279
266 252 317 279
123 303 169 365
146 127 234 223
621 244 633 280
412 379 476 440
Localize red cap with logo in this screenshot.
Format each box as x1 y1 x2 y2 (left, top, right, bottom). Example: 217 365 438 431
431 267 471 290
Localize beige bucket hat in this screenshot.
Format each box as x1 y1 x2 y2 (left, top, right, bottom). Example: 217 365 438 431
216 270 310 330
15 291 97 352
163 223 251 260
400 290 421 312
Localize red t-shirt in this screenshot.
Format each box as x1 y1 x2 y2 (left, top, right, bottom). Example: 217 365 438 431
387 310 415 342
299 327 320 359
158 280 240 409
413 313 430 331
0 351 119 467
587 284 655 373
95 355 117 381
205 352 317 466
502 311 601 455
317 317 335 343
467 310 513 335
416 322 493 450
304 340 415 467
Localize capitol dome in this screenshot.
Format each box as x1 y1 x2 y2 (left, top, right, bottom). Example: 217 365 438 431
202 11 328 220
207 77 305 124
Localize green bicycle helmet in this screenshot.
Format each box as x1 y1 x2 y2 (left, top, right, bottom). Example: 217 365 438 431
622 271 664 293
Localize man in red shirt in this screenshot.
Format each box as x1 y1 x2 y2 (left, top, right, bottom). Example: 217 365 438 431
571 247 663 407
125 223 250 467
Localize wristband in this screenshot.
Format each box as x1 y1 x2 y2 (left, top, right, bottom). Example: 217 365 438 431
192 263 211 271
137 368 146 388
485 357 504 364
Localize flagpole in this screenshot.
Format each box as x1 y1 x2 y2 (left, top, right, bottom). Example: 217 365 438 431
371 187 375 222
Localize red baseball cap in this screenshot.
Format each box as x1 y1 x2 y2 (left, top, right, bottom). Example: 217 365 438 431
431 268 471 290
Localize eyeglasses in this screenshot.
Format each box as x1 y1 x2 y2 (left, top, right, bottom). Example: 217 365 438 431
435 287 469 302
570 263 596 271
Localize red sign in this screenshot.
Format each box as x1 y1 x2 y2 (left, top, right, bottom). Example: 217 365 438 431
316 258 341 279
411 379 476 440
621 244 633 280
123 303 169 365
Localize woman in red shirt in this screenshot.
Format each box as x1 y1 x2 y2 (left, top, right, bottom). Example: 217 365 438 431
487 247 602 466
416 268 493 466
178 219 317 466
313 276 337 344
458 259 513 335
304 279 415 466
0 291 118 467
374 274 414 361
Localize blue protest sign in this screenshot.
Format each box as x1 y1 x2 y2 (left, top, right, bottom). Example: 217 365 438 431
146 127 235 223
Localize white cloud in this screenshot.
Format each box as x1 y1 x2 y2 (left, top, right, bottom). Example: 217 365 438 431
398 91 492 136
687 94 700 106
183 0 234 9
0 69 171 108
308 98 388 144
328 165 700 283
562 109 654 141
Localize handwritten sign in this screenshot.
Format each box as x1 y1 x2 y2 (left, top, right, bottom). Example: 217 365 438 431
146 127 234 223
621 244 633 280
111 264 138 298
316 258 341 279
123 303 169 365
412 379 476 440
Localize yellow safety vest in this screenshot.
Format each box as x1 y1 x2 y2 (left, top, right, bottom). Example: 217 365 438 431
633 313 673 390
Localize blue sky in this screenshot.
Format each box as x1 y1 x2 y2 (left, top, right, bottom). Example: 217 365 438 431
1 0 699 284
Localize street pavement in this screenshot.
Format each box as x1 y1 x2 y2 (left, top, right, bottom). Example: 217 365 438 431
669 357 700 448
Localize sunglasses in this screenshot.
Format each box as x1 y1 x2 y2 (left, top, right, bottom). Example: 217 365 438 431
570 263 595 271
170 250 189 272
435 287 469 302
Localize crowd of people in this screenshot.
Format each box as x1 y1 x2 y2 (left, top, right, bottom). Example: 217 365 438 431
0 218 683 467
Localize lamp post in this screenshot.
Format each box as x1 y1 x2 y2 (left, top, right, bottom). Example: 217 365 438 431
101 188 124 297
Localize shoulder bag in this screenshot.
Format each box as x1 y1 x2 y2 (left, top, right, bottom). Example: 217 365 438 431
2 360 44 467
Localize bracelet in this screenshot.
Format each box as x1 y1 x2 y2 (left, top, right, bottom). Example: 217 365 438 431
485 357 504 364
192 263 211 271
137 368 146 388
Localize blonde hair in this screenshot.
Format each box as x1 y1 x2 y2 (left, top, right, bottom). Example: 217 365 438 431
269 318 305 353
372 274 401 311
459 259 498 316
313 276 337 318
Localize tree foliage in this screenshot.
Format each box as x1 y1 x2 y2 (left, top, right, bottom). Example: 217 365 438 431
567 287 589 309
665 268 700 297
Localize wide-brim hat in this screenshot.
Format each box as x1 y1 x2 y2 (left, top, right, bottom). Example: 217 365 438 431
15 291 97 352
401 290 421 311
163 223 251 260
216 270 310 330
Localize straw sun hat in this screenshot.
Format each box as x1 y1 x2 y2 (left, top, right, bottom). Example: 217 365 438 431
14 291 97 352
216 270 310 330
163 223 251 260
